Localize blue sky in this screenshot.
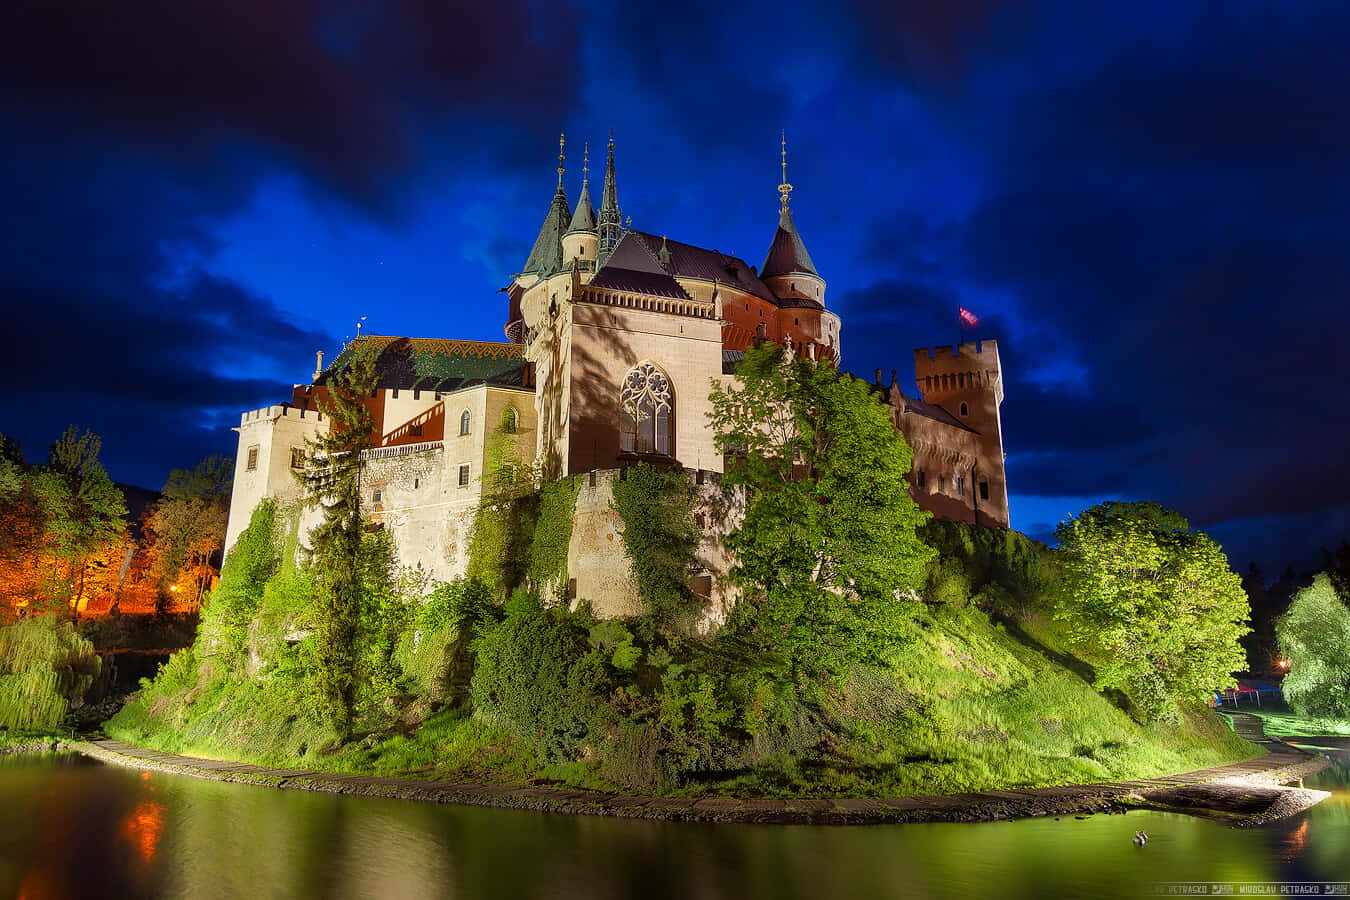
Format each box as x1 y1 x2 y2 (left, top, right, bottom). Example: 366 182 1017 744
2 0 1347 576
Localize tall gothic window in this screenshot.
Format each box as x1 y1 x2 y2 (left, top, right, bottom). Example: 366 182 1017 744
460 410 471 436
619 362 673 455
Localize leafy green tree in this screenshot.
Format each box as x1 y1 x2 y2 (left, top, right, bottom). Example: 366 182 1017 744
146 455 232 606
31 427 126 612
0 434 23 503
1276 574 1350 718
1054 501 1249 722
296 348 379 740
708 343 933 682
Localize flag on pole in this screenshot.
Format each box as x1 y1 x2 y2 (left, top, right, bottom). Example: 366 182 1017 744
958 305 979 327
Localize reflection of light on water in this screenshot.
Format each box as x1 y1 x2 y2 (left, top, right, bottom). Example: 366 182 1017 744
1279 819 1309 861
120 800 165 862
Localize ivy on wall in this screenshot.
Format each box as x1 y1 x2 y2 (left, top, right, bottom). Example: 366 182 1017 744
610 463 699 629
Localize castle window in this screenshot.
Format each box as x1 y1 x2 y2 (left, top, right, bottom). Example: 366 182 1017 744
246 446 259 471
504 408 519 434
290 448 305 470
917 469 926 489
619 362 673 456
954 474 965 495
458 464 471 487
938 475 945 494
980 480 989 501
960 402 968 417
372 489 382 504
413 390 420 400
410 424 423 437
460 410 471 436
392 389 399 398
414 478 419 490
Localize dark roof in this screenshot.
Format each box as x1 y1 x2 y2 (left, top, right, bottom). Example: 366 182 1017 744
760 205 819 278
589 231 692 300
628 230 779 303
522 186 572 276
903 396 977 432
722 349 745 375
566 181 596 234
319 335 527 393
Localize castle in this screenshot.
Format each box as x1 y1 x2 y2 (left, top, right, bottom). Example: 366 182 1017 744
223 137 1008 615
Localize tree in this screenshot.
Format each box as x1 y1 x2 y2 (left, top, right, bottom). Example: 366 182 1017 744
146 455 232 608
708 343 933 682
0 435 41 616
1276 574 1350 718
296 348 379 740
30 427 126 613
1055 501 1250 722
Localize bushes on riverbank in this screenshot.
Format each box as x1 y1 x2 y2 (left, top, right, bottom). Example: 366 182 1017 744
108 499 1255 793
0 616 102 730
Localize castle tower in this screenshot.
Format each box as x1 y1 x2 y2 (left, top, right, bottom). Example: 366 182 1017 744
759 132 827 308
520 134 573 279
562 142 599 276
913 340 1009 527
597 133 622 268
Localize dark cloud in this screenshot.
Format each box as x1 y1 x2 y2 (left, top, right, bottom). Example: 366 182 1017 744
956 2 1350 536
0 0 582 209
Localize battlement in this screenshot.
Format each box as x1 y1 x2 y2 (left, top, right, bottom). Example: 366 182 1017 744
239 405 327 426
914 339 1000 367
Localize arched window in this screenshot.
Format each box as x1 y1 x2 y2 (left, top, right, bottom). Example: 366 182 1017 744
459 410 471 436
504 408 518 434
619 362 673 455
960 402 969 417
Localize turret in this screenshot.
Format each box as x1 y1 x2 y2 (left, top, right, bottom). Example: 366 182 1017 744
597 133 622 268
519 134 573 281
562 142 599 276
760 132 826 307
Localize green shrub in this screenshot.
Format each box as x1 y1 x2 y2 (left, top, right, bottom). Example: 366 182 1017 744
610 464 699 627
0 616 102 729
470 595 600 763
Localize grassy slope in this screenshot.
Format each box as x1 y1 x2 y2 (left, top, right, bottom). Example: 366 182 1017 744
107 598 1258 797
1231 701 1350 738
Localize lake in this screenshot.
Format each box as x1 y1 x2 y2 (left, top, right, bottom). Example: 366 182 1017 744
1 751 1347 899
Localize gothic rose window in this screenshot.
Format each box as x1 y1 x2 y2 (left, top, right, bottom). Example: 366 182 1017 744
619 362 673 455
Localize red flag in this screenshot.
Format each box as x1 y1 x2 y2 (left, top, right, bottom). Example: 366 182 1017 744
959 305 979 327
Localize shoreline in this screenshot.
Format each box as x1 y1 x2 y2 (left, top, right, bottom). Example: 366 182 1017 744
64 727 1330 827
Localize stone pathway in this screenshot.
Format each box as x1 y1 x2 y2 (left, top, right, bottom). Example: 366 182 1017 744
73 723 1331 826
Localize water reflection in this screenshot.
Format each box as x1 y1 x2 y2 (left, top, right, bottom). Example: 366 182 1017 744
0 754 1347 899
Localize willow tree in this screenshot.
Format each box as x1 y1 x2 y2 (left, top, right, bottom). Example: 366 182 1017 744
708 343 933 683
297 348 379 740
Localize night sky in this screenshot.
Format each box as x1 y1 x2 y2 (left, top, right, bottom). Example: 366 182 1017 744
2 0 1347 576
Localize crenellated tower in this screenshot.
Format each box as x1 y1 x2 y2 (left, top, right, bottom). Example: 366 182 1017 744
912 340 1008 526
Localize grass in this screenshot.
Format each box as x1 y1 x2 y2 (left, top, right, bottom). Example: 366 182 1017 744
1230 700 1350 738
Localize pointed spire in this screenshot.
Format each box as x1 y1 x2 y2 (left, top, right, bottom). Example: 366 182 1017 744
521 134 573 277
598 129 622 267
557 132 566 190
761 130 819 278
566 141 596 234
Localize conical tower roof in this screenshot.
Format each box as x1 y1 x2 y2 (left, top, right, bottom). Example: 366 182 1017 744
566 180 596 234
760 204 818 277
760 131 819 278
521 135 573 277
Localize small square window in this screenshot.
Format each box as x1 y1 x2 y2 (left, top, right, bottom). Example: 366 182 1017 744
290 448 305 469
246 447 259 471
372 489 382 504
410 424 423 437
458 464 470 487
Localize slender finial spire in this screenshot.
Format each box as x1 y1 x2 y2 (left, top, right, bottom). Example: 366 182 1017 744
557 132 566 190
778 129 793 214
583 142 589 187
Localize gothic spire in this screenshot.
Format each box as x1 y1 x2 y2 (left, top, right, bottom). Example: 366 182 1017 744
761 130 819 278
598 130 622 267
566 141 596 234
521 132 573 277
